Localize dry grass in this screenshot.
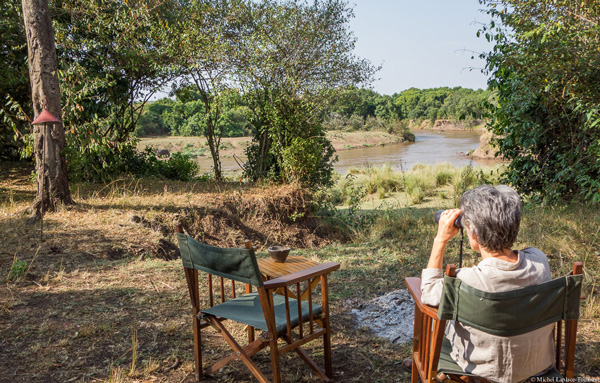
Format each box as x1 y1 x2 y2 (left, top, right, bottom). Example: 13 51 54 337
1 161 599 382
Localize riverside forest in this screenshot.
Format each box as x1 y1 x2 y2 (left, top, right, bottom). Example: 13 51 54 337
1 0 599 382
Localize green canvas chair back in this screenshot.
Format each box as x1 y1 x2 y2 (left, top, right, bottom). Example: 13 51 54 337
438 273 583 336
176 232 264 287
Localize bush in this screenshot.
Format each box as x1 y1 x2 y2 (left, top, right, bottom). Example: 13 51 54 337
451 165 495 205
66 140 198 183
244 95 336 188
481 0 600 203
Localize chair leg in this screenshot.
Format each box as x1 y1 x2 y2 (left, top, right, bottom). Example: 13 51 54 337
185 268 203 381
248 325 255 343
411 361 418 383
323 316 333 379
412 305 423 383
283 334 331 382
270 337 281 383
193 315 203 381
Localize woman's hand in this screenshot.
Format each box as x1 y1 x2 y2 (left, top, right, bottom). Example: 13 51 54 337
435 208 462 244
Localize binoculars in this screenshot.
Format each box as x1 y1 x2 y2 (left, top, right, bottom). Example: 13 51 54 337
434 209 464 228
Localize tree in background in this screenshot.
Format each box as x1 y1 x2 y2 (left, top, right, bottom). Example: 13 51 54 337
21 0 73 217
135 87 252 139
480 0 600 203
52 0 182 181
323 86 489 133
1 0 32 159
173 0 247 180
235 0 377 186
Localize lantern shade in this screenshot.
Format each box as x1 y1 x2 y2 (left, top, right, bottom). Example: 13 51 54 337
32 109 61 125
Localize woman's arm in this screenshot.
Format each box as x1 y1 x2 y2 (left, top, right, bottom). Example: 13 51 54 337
421 209 462 305
427 209 462 269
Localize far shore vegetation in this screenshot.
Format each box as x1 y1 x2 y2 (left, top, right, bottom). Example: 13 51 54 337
133 86 489 139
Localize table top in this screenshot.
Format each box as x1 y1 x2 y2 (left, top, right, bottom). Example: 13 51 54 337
256 255 320 279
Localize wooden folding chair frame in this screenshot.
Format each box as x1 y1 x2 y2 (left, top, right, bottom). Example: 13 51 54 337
405 262 583 383
177 224 340 383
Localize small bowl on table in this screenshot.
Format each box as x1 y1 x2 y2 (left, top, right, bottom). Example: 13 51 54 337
268 246 290 263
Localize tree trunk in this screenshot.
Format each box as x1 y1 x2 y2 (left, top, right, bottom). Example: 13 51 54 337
22 0 73 217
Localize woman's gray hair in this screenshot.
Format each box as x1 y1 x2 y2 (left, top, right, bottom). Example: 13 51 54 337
459 184 522 252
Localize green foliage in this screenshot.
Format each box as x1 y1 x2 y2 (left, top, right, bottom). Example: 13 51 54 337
451 165 490 205
134 90 252 139
318 164 501 242
67 141 198 183
334 163 497 207
46 0 186 195
281 137 330 185
133 99 175 137
236 0 377 187
324 86 492 133
0 0 31 160
312 173 374 238
480 0 600 203
7 256 27 281
2 0 188 179
244 94 337 187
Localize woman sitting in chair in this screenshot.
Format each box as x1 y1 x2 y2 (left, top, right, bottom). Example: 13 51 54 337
421 184 554 382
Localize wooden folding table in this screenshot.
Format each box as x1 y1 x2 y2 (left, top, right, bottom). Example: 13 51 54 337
257 255 322 300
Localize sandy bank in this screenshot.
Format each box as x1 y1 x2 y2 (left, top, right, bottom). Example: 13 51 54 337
409 119 486 131
138 130 409 159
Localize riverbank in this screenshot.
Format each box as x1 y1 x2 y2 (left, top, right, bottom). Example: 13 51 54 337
1 163 597 382
466 130 502 160
408 119 486 131
138 130 410 160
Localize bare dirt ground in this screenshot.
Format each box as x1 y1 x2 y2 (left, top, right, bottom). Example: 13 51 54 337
0 164 412 383
1 162 598 382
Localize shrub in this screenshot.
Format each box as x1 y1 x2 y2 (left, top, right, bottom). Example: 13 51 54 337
67 141 198 183
7 256 27 281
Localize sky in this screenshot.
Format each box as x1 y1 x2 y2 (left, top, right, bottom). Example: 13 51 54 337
152 1 493 100
349 0 493 95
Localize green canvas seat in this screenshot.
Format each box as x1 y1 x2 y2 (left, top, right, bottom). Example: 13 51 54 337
405 263 583 383
201 292 322 334
175 224 340 383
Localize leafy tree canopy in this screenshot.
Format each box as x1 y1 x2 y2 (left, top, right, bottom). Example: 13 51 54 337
480 0 600 203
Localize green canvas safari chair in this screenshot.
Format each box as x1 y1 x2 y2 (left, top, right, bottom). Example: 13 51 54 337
175 224 340 383
405 262 583 383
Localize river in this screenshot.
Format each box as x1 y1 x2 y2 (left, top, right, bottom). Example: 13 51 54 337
335 130 495 174
197 130 496 174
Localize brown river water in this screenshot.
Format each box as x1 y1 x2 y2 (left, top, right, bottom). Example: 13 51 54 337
335 130 496 174
199 130 497 175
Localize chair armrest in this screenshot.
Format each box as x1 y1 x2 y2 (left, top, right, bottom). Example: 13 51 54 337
405 277 439 318
263 262 340 289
